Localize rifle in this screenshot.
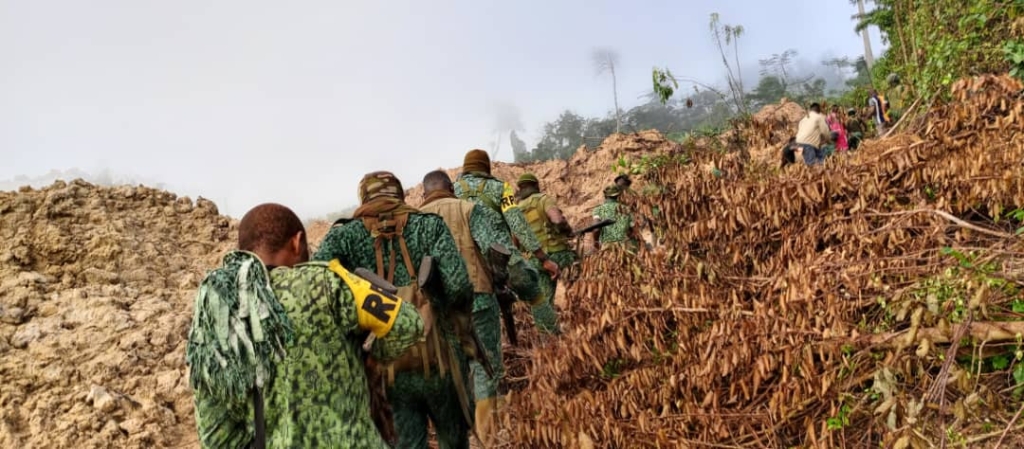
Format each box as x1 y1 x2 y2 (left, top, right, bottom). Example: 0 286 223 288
350 267 401 446
485 243 518 346
418 255 495 379
572 218 616 237
570 218 617 254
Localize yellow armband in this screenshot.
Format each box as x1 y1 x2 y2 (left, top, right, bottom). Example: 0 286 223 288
500 181 517 212
328 260 403 338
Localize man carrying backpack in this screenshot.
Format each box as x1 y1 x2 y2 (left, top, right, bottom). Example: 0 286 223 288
315 171 478 449
515 173 578 335
187 203 425 449
454 149 559 282
418 170 538 447
868 88 892 137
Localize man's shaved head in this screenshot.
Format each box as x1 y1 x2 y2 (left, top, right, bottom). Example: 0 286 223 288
422 170 453 194
239 203 307 255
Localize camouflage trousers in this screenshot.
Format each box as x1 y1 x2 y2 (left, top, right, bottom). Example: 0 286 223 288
529 250 577 335
387 352 471 449
469 294 502 400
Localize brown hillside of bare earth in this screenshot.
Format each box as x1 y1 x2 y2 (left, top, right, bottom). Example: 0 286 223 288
503 75 1024 448
0 180 236 449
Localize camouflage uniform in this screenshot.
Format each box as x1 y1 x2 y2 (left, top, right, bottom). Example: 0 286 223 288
192 257 424 448
592 188 636 248
454 172 542 255
314 213 474 449
418 199 515 400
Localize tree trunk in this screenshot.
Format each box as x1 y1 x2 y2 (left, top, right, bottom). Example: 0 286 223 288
858 0 875 71
611 64 621 134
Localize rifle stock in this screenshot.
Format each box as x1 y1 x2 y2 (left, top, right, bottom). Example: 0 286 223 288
486 243 519 346
419 255 495 378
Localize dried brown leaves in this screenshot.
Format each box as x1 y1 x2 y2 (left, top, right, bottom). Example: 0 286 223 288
500 75 1024 448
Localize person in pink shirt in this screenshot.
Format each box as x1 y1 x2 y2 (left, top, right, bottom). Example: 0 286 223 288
827 105 849 152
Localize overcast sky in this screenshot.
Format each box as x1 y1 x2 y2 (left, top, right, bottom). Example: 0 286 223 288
1 0 883 219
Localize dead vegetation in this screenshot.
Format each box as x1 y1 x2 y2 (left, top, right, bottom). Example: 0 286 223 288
499 75 1024 448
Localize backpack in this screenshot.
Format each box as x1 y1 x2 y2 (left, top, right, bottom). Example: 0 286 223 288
186 250 294 449
458 176 518 215
358 211 480 438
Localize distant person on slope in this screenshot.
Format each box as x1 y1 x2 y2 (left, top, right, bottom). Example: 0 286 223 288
844 108 867 150
187 203 424 449
591 185 638 251
795 102 832 166
868 88 892 137
827 105 849 152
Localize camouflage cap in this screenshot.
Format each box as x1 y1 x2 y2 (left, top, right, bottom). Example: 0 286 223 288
614 173 632 186
357 171 405 203
517 173 539 186
603 185 622 198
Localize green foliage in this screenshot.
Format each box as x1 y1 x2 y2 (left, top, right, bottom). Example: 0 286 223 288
1004 40 1024 80
611 153 691 176
1009 208 1024 235
516 111 589 163
749 75 787 108
826 402 852 430
652 68 678 105
856 0 1023 103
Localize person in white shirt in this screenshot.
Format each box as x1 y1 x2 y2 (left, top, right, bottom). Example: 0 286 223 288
794 103 832 166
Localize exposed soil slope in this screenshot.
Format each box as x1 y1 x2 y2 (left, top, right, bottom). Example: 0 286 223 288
0 180 236 448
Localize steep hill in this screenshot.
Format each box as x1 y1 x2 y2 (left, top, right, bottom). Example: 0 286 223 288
0 181 236 448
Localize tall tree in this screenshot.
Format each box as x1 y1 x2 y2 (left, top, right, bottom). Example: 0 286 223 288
709 13 748 114
822 56 851 79
759 49 799 90
510 130 529 162
487 101 524 160
852 0 875 70
592 48 622 133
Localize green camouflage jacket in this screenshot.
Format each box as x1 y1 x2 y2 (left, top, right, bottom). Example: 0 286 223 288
192 262 424 448
592 199 634 244
453 172 542 254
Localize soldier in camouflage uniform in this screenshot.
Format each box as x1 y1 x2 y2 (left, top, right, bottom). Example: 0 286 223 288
454 149 560 279
454 149 560 335
418 170 538 447
189 203 424 448
515 173 578 335
314 172 475 449
592 185 638 250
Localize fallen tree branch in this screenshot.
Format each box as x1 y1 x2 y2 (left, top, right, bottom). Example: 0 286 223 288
868 321 1024 346
862 209 1014 239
